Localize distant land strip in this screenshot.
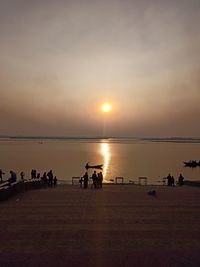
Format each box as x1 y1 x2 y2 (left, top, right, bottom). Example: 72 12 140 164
0 136 200 143
141 137 200 143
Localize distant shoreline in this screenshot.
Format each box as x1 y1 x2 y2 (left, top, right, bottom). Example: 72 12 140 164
1 136 200 143
141 138 200 144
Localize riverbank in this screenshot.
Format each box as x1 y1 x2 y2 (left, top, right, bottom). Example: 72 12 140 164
0 184 200 267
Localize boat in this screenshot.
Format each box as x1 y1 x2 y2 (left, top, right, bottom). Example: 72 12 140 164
183 160 200 167
85 162 103 170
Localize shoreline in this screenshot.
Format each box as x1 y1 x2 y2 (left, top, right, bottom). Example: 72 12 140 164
1 177 200 205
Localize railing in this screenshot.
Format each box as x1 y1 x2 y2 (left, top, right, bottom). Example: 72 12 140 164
138 177 147 185
72 177 80 185
115 177 124 184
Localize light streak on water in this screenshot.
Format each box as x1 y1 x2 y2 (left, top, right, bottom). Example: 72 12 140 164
100 142 110 181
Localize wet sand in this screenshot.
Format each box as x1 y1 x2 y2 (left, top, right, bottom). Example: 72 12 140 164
0 184 200 267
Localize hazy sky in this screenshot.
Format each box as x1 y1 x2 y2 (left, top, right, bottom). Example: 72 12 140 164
0 0 200 137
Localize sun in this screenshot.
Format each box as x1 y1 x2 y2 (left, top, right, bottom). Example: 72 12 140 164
101 103 112 113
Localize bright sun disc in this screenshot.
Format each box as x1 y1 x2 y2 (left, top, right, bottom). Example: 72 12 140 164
102 103 112 113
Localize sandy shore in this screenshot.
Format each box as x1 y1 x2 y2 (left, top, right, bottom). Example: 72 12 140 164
0 184 200 267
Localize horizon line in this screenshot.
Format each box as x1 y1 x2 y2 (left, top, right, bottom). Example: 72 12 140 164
1 135 200 140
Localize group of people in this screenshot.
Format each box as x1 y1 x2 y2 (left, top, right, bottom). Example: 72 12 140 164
40 170 57 187
166 173 184 186
80 171 103 189
31 169 40 179
32 169 57 187
0 168 57 187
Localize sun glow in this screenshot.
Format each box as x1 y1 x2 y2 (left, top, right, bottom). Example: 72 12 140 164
101 103 112 113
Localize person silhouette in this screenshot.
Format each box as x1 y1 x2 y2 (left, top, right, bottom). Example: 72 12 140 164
47 170 53 187
0 169 5 182
20 171 25 181
53 176 57 187
83 172 89 189
178 173 184 186
9 170 17 183
92 171 98 189
41 172 48 185
166 174 172 186
98 171 103 189
171 176 175 186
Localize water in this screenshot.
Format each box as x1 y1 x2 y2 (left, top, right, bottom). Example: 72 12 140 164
0 138 200 184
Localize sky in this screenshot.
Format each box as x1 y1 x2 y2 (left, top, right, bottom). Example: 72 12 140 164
0 0 200 137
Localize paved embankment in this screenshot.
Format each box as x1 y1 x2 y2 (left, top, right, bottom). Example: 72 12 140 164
0 184 200 267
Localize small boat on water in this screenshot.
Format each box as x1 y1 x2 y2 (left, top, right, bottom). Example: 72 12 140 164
184 160 200 167
85 162 103 170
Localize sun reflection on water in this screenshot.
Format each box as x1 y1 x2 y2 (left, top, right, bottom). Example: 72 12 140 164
100 142 110 181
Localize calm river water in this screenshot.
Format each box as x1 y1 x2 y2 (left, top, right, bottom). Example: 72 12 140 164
0 138 200 184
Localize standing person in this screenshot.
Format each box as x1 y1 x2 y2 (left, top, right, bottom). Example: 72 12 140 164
178 173 184 186
9 170 17 183
47 170 53 187
42 172 48 185
167 173 172 186
92 171 98 189
31 169 34 179
83 172 89 189
171 176 175 186
53 176 57 187
0 169 5 182
79 177 83 188
33 169 37 179
98 171 103 189
31 169 37 179
96 172 99 188
20 171 25 181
